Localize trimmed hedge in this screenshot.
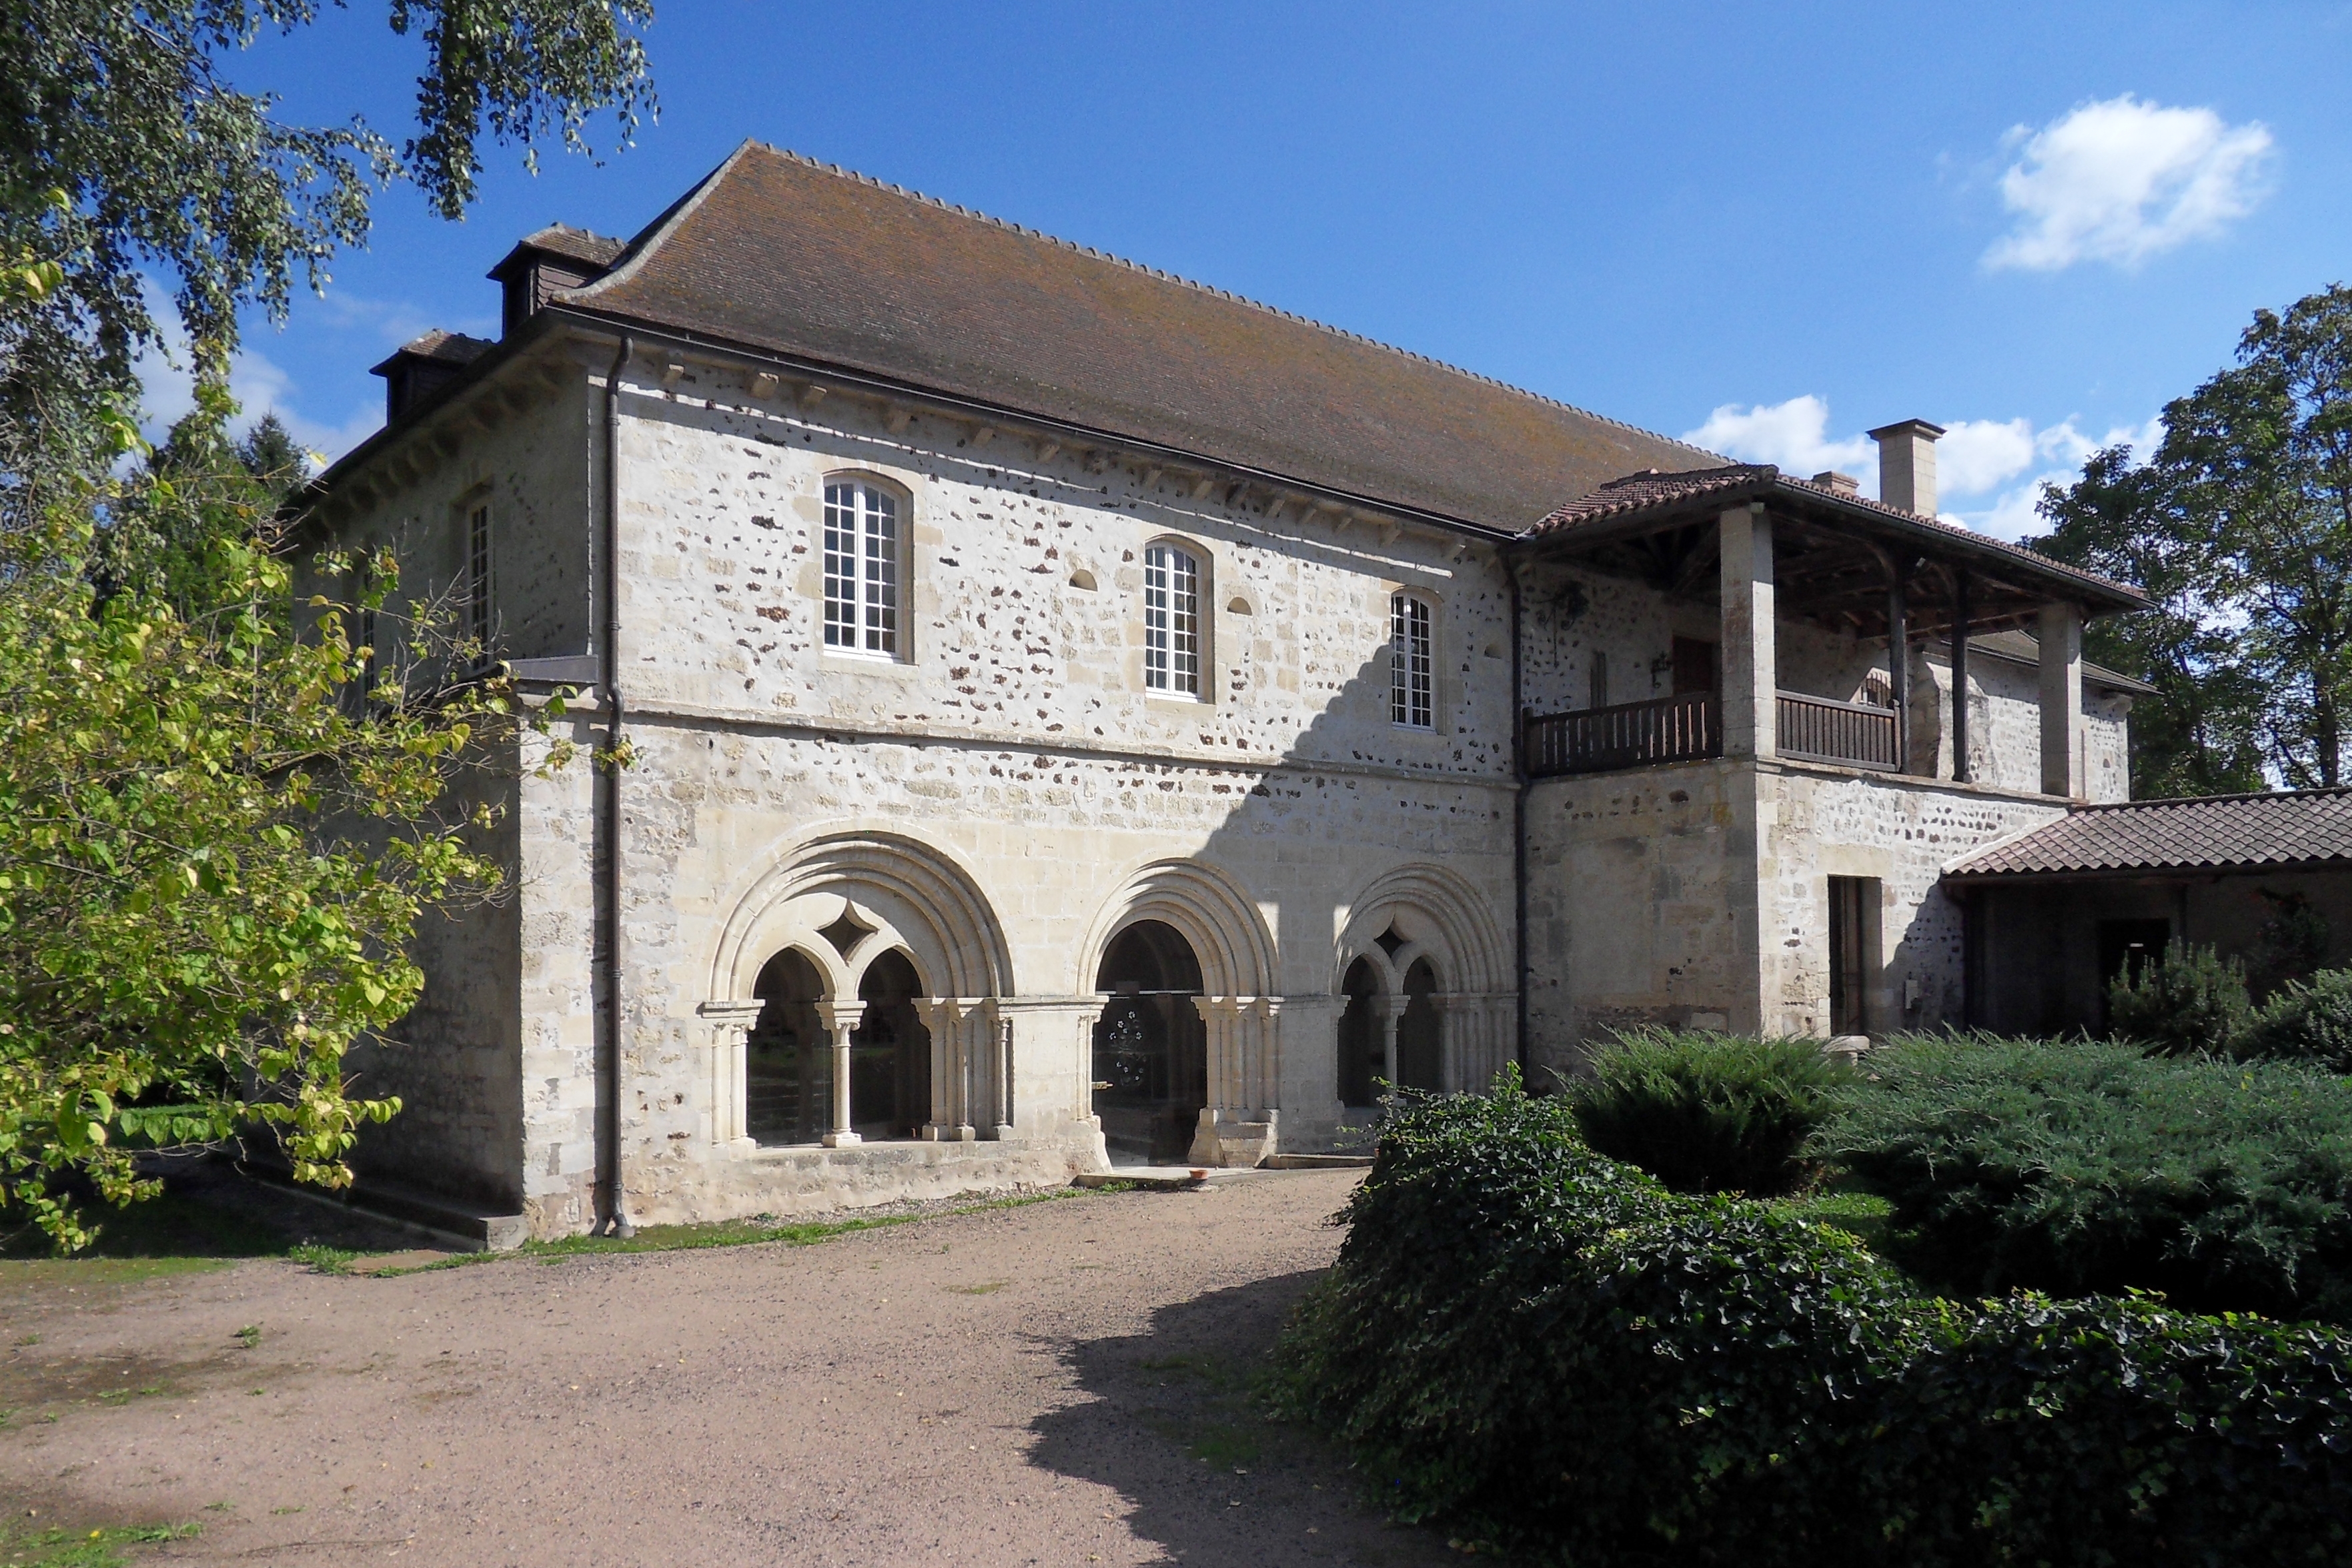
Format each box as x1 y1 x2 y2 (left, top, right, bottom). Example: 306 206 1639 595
1824 1034 2352 1322
1274 1080 2352 1566
1563 1028 1847 1195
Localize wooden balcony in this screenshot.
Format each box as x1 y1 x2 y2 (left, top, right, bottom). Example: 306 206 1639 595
1525 692 1718 778
1776 690 1901 770
1524 689 1902 778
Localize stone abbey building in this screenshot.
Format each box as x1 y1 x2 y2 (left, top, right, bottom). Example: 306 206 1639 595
304 143 2149 1245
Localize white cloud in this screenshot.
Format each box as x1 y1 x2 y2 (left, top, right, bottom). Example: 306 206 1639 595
1684 395 2165 542
1684 395 1877 483
1934 418 2037 496
133 281 382 467
1984 94 2274 271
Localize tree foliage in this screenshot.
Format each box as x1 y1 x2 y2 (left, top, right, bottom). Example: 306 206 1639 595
0 0 656 520
2036 283 2352 793
0 395 564 1249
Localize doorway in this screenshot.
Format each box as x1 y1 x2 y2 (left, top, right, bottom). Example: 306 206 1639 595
1828 876 1880 1038
1091 920 1209 1164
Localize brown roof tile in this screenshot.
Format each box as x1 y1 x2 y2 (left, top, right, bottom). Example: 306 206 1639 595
1528 464 2145 610
557 143 1712 530
1945 788 2352 879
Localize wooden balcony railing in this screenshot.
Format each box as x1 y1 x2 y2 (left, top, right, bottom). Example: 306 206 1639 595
1525 692 1718 778
1776 690 1901 770
1525 689 1904 778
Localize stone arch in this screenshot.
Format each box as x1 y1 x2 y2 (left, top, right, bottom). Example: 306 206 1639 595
1077 857 1277 1000
702 831 1015 1150
710 829 1013 1005
1333 862 1514 1096
1335 862 1508 997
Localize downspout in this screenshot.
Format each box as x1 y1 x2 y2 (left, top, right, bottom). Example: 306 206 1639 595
1509 556 1530 1077
598 333 635 1238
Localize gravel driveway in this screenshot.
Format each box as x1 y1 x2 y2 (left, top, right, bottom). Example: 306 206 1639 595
1 1169 1451 1566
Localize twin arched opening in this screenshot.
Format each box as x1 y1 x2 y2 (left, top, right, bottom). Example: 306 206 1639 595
746 941 931 1145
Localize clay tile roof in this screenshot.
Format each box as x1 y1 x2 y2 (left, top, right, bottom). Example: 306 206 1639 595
368 329 496 376
1526 464 2145 610
1530 464 1776 530
556 142 1712 530
1945 788 2352 880
500 223 628 273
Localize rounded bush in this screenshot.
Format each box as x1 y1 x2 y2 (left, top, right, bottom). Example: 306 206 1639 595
1564 1028 1848 1196
2241 966 2352 1071
2107 942 2252 1056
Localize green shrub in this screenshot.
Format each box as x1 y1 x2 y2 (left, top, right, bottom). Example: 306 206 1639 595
1563 1028 1848 1196
1276 1080 2352 1565
2240 966 2352 1071
2107 941 2252 1055
1821 1033 2352 1321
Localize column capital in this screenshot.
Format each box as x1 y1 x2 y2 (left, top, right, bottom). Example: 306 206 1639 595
814 1000 866 1034
696 999 767 1029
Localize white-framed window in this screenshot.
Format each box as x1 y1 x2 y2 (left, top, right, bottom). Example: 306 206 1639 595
823 479 901 657
1143 542 1201 696
1391 592 1433 729
466 500 493 657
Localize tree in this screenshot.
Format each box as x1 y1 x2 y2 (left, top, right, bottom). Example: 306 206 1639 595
0 396 568 1249
0 0 656 523
2035 283 2352 793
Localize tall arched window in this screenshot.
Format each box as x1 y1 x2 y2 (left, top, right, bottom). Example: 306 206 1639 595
823 478 901 656
1143 543 1201 696
1391 592 1433 729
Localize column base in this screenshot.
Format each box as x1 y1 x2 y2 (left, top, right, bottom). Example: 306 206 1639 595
1187 1108 1279 1168
821 1130 862 1148
920 1123 978 1142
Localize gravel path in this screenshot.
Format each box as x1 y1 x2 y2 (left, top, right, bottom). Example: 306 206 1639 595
1 1170 1450 1567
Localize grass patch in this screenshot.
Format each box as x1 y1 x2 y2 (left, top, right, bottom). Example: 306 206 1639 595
1765 1190 1896 1253
1 1523 198 1568
366 1187 1099 1277
285 1245 354 1276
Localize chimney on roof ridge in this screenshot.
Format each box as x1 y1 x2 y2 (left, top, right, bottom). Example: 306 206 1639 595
1866 420 1945 516
1812 470 1860 496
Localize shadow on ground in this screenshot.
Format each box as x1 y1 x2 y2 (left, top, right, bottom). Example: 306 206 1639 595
1028 1269 1453 1568
3 1155 421 1262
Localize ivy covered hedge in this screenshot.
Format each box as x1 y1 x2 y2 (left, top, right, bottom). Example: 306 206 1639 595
1272 1082 2352 1565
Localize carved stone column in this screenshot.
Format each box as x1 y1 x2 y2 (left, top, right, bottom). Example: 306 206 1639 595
814 1000 864 1147
1188 996 1281 1167
694 1000 765 1156
913 998 977 1141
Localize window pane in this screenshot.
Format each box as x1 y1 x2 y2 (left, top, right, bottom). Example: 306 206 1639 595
1391 593 1432 729
863 488 898 655
822 482 856 648
1168 549 1199 695
1143 546 1169 689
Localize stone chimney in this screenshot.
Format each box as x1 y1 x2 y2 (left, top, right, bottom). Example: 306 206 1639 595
1866 420 1946 516
1811 470 1860 496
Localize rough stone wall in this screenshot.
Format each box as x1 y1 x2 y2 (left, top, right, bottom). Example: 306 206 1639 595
1517 561 1684 714
1524 757 2067 1074
1522 760 1750 1072
552 369 1520 1231
302 380 594 670
1755 767 2065 1038
614 365 1516 774
338 736 524 1214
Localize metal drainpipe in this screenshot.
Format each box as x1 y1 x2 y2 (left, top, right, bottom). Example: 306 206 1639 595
599 333 635 1239
1509 558 1530 1076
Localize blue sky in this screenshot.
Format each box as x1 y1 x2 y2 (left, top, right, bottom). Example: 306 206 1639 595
150 1 2351 540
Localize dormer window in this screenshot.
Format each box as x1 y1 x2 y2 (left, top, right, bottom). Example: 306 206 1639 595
1143 543 1202 696
823 478 902 657
1391 592 1433 729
